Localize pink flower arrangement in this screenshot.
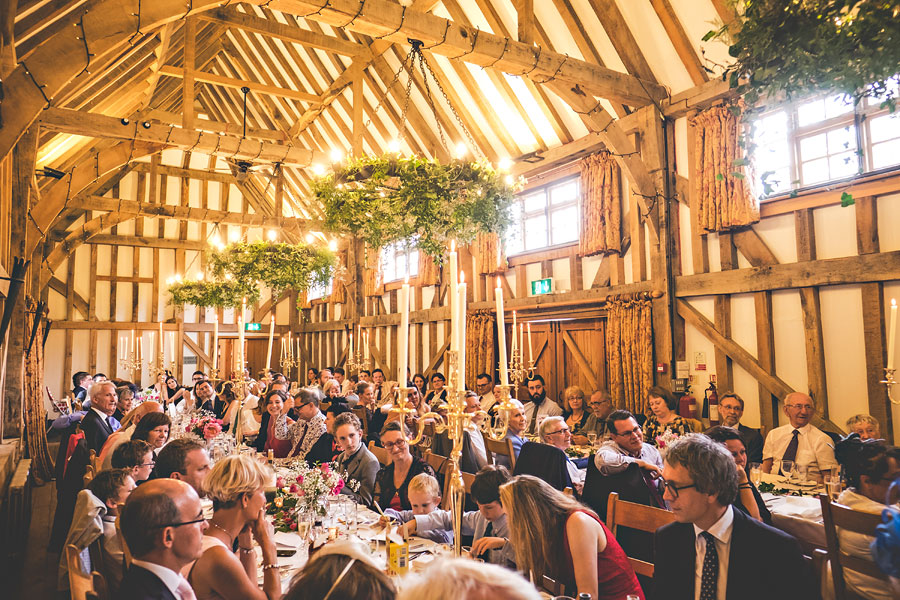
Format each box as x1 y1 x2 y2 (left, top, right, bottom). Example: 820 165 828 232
203 422 223 440
187 412 225 441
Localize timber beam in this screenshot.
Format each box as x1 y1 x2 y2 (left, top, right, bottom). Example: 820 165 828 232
268 0 666 107
38 107 325 166
158 65 323 104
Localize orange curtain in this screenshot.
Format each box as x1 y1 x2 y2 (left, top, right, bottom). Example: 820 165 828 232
473 232 506 275
691 103 759 232
418 251 440 286
579 151 622 257
605 296 653 416
465 310 495 389
24 297 54 483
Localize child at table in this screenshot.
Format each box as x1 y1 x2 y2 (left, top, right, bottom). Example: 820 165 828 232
398 465 516 568
381 473 452 544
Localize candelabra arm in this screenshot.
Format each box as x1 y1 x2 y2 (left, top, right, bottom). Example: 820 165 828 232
883 368 898 405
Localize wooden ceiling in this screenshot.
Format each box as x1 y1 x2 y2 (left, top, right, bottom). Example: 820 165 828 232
8 0 736 244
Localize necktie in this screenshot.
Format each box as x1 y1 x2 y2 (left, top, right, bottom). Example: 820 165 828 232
699 531 718 600
527 404 539 434
176 577 197 600
781 429 800 463
107 416 120 432
484 521 494 537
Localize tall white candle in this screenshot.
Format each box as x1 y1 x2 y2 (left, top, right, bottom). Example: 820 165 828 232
287 333 293 361
238 299 246 377
137 336 142 362
458 273 467 391
131 329 136 354
511 310 518 357
363 331 369 363
158 322 164 359
889 298 898 371
449 241 459 357
168 331 175 365
265 311 275 371
349 333 354 357
527 322 533 364
212 315 219 371
519 323 524 364
398 276 410 385
496 278 509 386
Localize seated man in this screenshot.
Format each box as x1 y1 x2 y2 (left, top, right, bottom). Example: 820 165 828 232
116 479 207 600
154 438 211 496
717 392 764 464
539 416 588 493
655 434 817 600
111 439 156 483
274 388 327 460
593 409 665 507
72 371 93 403
572 389 614 446
762 392 838 481
82 381 121 454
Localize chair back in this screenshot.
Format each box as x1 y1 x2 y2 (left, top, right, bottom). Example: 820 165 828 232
352 406 368 436
367 440 390 466
82 464 95 488
582 459 654 522
820 493 890 600
484 436 516 470
89 449 100 473
605 492 675 577
66 544 109 600
512 442 571 491
441 469 476 511
115 509 133 568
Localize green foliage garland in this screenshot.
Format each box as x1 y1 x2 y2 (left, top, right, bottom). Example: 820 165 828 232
314 154 523 258
167 241 337 309
708 1 900 108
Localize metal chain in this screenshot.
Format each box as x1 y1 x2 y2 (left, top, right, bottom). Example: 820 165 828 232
365 43 417 131
413 50 447 153
416 44 481 158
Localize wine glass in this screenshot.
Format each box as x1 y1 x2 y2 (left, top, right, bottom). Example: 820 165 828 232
749 463 762 486
780 459 795 482
587 431 598 448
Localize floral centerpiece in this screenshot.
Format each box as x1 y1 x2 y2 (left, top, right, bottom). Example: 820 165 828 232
266 461 359 532
185 411 224 441
655 429 682 459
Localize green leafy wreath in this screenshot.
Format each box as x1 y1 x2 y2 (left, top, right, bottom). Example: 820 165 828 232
168 241 337 309
707 1 900 109
314 154 523 258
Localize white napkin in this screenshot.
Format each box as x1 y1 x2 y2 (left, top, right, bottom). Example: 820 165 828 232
273 531 303 548
767 494 822 520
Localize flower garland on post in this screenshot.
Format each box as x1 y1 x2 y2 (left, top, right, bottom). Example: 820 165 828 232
314 155 523 258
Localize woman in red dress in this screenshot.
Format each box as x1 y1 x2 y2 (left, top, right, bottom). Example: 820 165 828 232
261 390 293 459
500 475 644 600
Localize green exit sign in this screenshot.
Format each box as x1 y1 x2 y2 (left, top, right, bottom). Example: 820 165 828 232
245 322 262 332
531 278 552 296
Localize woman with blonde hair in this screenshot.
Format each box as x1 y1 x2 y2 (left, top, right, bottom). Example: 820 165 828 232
562 385 589 435
188 455 281 600
500 475 644 600
284 540 395 600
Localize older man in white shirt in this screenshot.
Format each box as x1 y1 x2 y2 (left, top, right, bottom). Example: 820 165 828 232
762 392 837 482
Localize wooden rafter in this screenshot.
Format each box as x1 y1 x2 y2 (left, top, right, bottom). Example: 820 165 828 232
160 64 323 104
648 0 707 86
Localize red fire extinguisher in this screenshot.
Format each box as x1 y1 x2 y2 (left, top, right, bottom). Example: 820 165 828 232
679 386 698 420
704 381 719 425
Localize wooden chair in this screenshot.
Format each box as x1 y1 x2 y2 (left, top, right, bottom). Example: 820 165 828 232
115 510 133 568
352 406 368 436
66 544 109 600
441 469 476 511
540 574 565 596
89 449 101 473
368 440 390 466
820 493 890 600
82 464 95 487
605 492 676 577
484 436 516 470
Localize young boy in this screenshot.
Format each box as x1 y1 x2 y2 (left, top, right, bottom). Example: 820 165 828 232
381 473 451 544
399 465 515 567
110 439 154 483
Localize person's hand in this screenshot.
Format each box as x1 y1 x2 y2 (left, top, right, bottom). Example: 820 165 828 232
237 522 254 550
470 536 505 556
637 460 663 478
573 481 584 495
400 519 417 537
251 508 274 545
377 515 393 530
737 465 749 484
572 434 589 446
283 397 295 413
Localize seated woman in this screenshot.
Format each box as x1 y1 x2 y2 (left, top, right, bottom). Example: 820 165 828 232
323 379 344 402
562 386 590 437
538 416 588 493
374 421 436 511
832 436 900 600
846 414 882 441
253 390 293 458
642 386 692 446
495 400 527 469
284 540 395 600
704 426 770 524
500 475 644 600
188 455 281 600
333 412 380 506
132 412 171 462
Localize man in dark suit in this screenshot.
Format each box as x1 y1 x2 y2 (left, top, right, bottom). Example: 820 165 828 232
654 434 819 600
117 479 208 600
717 392 764 464
82 381 120 453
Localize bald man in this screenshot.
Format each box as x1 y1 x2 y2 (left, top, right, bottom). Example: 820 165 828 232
98 401 163 470
761 392 838 481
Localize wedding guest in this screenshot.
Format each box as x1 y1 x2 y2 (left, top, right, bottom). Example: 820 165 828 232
476 373 497 413
501 475 644 599
83 381 121 453
193 379 216 412
562 386 590 436
323 378 343 401
432 392 487 474
188 455 281 600
831 436 900 600
99 401 162 470
716 392 764 464
654 434 816 600
522 375 562 436
496 400 527 469
333 412 380 506
274 388 326 460
401 557 540 600
113 386 135 422
383 473 451 544
303 402 346 465
132 412 171 460
73 371 92 403
762 392 838 481
165 375 189 406
284 541 395 600
642 386 692 446
412 373 428 399
307 367 319 387
704 426 768 523
155 438 211 497
594 410 665 508
846 414 882 441
423 372 448 405
333 367 353 397
573 390 614 446
539 416 588 493
111 440 156 483
372 369 386 403
117 479 208 600
374 421 436 510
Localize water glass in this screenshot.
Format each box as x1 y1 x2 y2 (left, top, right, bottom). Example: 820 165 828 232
796 463 809 484
587 431 598 448
780 459 795 481
749 463 762 486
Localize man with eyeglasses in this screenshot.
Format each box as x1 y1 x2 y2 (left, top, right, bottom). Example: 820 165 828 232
654 434 816 600
476 373 497 412
539 416 588 493
274 388 327 462
715 392 764 464
572 390 614 446
761 392 837 482
117 479 208 600
594 410 666 509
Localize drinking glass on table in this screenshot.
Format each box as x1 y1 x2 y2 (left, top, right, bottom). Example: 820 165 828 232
749 463 762 486
824 474 843 501
587 431 598 448
796 463 809 484
780 459 795 481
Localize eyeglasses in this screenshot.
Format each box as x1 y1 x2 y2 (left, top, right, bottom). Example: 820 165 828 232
546 427 571 436
787 404 814 412
152 515 206 528
612 425 641 437
382 440 408 450
660 479 696 499
139 461 156 467
589 401 610 408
